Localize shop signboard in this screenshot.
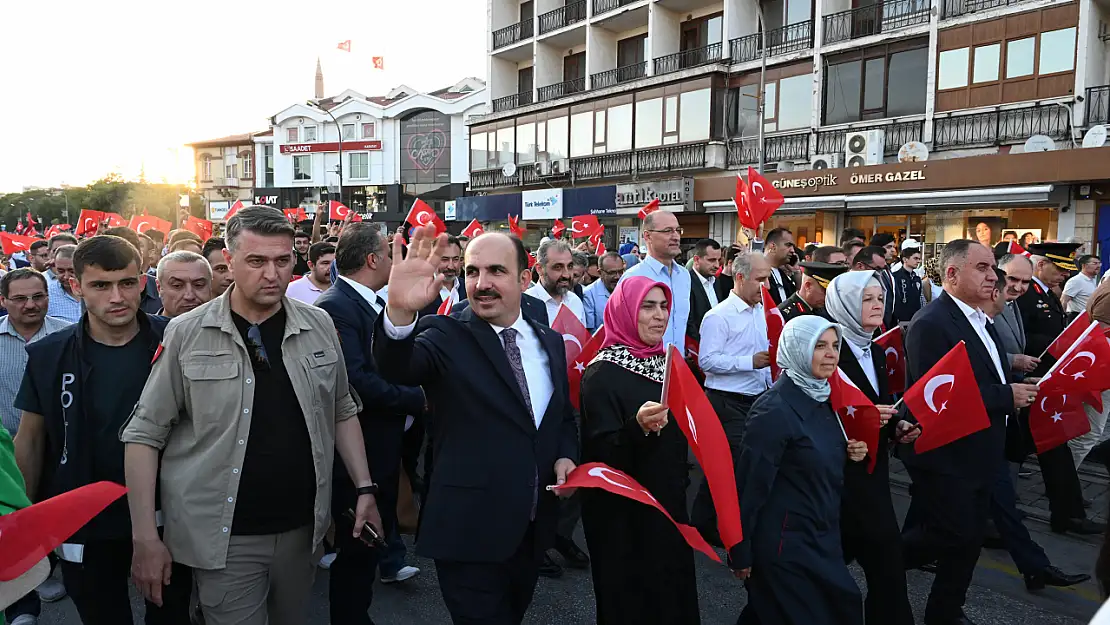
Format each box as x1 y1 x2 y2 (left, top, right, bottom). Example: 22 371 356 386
445 200 457 221
522 188 563 220
615 178 694 215
208 200 230 221
279 141 382 154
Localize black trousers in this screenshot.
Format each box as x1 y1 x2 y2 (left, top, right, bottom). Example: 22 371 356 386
1038 443 1086 523
692 389 758 546
902 467 989 623
58 539 192 625
435 525 539 625
328 468 400 625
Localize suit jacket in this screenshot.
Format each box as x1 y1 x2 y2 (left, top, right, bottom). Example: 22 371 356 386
419 280 468 319
993 301 1026 376
1015 281 1065 377
451 292 549 327
315 280 425 494
767 265 796 306
372 307 578 562
900 292 1014 485
687 267 716 342
878 269 897 329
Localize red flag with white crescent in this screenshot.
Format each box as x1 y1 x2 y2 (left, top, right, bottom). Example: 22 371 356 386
829 369 882 473
874 326 906 394
902 342 991 453
761 284 784 381
183 216 214 242
405 199 446 235
552 305 590 366
1044 311 1091 360
638 198 661 220
1038 321 1110 395
745 167 785 225
462 219 485 238
551 219 566 239
76 209 104 236
0 232 40 255
508 215 525 238
568 326 606 410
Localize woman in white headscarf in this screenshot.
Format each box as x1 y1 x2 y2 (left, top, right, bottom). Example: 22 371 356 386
728 315 867 625
824 270 919 625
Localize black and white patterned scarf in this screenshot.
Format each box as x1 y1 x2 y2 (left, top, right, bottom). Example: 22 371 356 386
590 345 665 384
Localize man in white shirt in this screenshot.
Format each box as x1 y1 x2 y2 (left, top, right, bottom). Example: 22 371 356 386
1061 254 1100 318
620 211 691 350
285 241 335 305
526 239 585 325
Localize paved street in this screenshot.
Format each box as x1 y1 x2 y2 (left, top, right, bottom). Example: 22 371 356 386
35 462 1106 624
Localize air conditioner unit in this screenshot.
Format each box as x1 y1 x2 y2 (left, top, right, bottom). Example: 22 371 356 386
550 158 569 175
810 153 843 170
534 159 550 176
844 129 885 167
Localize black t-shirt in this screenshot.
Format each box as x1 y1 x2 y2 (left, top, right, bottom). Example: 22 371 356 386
230 307 317 535
83 332 153 538
293 252 310 277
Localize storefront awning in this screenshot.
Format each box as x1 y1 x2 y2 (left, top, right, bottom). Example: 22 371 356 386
702 196 849 213
701 185 1053 213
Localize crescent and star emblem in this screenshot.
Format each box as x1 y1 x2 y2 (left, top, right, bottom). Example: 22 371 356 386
886 347 899 376
1060 351 1096 379
416 211 432 226
562 333 582 351
923 374 955 414
1040 394 1069 423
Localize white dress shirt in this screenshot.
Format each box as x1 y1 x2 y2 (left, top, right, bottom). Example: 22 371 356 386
698 272 719 308
339 276 383 314
950 293 1007 383
382 309 554 426
526 282 585 326
440 278 461 307
697 292 773 395
620 255 692 351
846 340 880 396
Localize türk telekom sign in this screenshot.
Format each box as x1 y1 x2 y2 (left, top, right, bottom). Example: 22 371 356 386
280 140 382 154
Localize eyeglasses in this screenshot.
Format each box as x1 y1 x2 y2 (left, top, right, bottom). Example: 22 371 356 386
246 325 270 370
601 268 625 277
647 227 684 236
6 293 47 305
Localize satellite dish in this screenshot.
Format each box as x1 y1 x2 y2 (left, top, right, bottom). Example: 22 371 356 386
1023 134 1056 153
776 161 795 172
898 141 929 163
1083 125 1108 148
501 162 518 177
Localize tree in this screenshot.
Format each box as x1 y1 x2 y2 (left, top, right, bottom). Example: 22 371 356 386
83 174 132 214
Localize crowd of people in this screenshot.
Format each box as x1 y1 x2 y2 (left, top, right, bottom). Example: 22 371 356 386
0 204 1108 625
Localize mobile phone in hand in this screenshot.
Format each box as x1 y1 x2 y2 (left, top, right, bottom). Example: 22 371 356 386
344 509 387 550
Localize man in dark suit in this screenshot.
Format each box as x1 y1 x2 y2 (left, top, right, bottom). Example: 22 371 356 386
687 238 722 344
901 240 1040 625
452 292 548 326
418 234 467 317
374 228 578 625
315 224 427 625
763 227 796 305
852 245 896 329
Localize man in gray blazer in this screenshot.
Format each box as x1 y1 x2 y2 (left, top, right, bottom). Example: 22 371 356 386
996 254 1041 379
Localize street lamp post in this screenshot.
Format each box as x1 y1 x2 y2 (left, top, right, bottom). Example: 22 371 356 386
756 4 769 176
307 100 343 216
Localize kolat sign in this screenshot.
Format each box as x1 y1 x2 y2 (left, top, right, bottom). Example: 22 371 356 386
522 188 563 220
280 140 382 154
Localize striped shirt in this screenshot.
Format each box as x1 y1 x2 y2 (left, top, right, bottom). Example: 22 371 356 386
47 278 83 324
0 315 72 434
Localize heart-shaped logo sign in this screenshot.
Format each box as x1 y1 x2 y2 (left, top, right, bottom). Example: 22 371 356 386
406 130 447 173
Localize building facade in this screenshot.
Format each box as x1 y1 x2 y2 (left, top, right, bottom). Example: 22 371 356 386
187 134 261 221
466 0 1110 261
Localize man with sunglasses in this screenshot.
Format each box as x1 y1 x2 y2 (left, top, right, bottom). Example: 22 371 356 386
122 207 380 625
619 210 691 350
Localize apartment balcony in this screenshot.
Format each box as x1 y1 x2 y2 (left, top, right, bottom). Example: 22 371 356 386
730 21 814 64
593 0 640 16
470 163 540 191
492 91 535 113
493 19 534 50
571 151 635 181
941 0 1038 19
591 62 648 89
816 119 924 156
933 104 1070 149
653 43 727 77
1087 86 1110 126
726 132 811 166
637 143 714 174
539 1 587 35
822 0 930 45
538 77 587 103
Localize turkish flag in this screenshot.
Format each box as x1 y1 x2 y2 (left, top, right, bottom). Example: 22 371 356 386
745 167 785 224
551 219 566 239
226 200 245 219
283 207 309 223
462 219 485 238
1084 389 1105 413
1007 240 1031 257
662 346 743 548
128 214 172 235
75 209 105 236
0 482 126 582
45 224 71 238
0 232 40 255
508 215 525 238
1038 320 1110 394
405 199 446 235
734 173 759 230
183 216 214 241
685 335 700 361
1044 311 1091 360
329 201 362 222
436 290 457 316
552 304 590 367
829 369 882 473
1028 391 1090 453
103 213 126 228
588 228 604 251
570 215 602 239
372 56 384 70
874 326 906 394
761 284 784 381
527 252 537 269
638 198 661 220
551 463 721 563
595 238 607 256
568 326 606 410
337 39 351 52
902 342 991 453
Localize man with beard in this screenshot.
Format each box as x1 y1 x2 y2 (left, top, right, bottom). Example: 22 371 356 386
620 210 690 350
762 227 796 306
582 252 625 333
293 230 312 276
419 235 466 317
156 251 213 318
527 239 585 325
46 246 82 324
28 240 51 273
286 242 335 305
202 238 234 297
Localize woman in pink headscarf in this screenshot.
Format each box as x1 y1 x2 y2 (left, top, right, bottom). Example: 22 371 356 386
579 276 700 624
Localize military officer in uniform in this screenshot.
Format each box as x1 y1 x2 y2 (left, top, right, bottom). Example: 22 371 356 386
778 261 849 323
891 245 925 324
1016 242 1105 535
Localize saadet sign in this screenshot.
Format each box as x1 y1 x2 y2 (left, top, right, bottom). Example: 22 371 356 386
280 140 382 154
522 188 563 220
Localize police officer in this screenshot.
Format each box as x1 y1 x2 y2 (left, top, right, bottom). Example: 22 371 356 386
778 261 849 323
1017 242 1104 535
891 245 925 324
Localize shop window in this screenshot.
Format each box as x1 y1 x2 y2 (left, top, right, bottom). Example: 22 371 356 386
973 44 1000 83
349 153 369 179
938 48 969 89
1006 37 1035 78
1039 28 1076 74
470 131 487 170
293 155 311 181
825 44 927 124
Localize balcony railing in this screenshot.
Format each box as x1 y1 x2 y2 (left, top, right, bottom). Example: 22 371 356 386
727 132 811 166
1087 86 1110 126
591 62 647 89
933 105 1070 149
493 19 534 49
492 91 534 113
816 119 924 156
729 21 814 64
822 0 930 45
637 143 708 174
537 77 587 103
571 152 635 181
470 164 540 191
653 42 726 76
593 0 639 15
539 1 586 34
941 0 1036 18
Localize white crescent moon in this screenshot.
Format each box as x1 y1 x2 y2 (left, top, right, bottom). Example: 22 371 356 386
416 211 432 225
587 466 634 491
1064 351 1096 372
752 182 764 196
685 407 698 444
571 222 583 233
562 334 582 350
885 347 898 361
923 374 955 413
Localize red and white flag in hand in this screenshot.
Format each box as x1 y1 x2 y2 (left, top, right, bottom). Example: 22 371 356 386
745 167 785 225
1007 240 1031 257
183 216 214 241
874 326 906 394
1028 391 1090 453
734 173 759 230
761 284 784 381
0 232 40 255
1044 311 1091 360
595 238 607 256
902 342 991 453
329 201 362 222
462 219 485 238
1038 320 1110 394
638 198 661 220
551 463 721 562
588 228 604 250
829 369 882 473
570 215 603 239
226 200 245 219
405 199 446 235
75 209 104 236
128 214 172 235
337 40 351 52
552 305 590 367
551 219 566 239
45 223 71 238
568 326 606 410
372 56 385 70
508 215 525 238
663 346 743 549
103 213 126 228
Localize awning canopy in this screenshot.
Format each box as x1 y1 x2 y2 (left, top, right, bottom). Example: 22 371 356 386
701 185 1053 213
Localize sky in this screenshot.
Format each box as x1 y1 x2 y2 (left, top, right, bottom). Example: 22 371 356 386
0 0 486 193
